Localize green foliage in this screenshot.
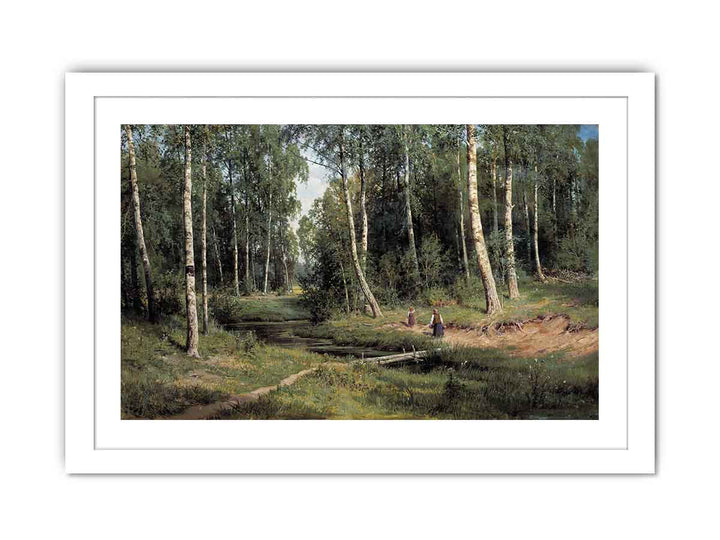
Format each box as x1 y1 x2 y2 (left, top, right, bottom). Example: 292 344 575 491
153 271 185 316
451 275 486 305
418 233 446 289
299 286 336 324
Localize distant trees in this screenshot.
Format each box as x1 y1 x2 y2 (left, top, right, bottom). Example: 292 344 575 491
121 122 598 332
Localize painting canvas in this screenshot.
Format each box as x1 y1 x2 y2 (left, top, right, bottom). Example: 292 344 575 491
121 123 599 421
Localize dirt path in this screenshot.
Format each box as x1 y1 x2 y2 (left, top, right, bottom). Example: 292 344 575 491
164 368 318 420
384 314 598 359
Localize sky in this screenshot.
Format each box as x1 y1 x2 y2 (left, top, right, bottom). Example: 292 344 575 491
291 125 598 231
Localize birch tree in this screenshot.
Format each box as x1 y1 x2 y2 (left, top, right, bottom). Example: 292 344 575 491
200 127 209 335
533 163 547 281
182 126 200 357
456 142 470 280
401 125 420 280
123 124 157 322
502 126 520 299
302 125 383 317
466 124 502 314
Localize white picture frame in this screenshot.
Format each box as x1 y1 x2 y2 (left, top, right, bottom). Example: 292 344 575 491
65 72 655 474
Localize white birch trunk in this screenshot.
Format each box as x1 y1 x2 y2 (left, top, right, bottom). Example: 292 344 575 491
503 129 520 299
359 152 368 272
339 130 383 317
263 191 272 294
201 138 209 335
124 125 157 322
211 225 223 284
491 156 499 234
466 125 502 314
402 126 420 279
183 126 200 357
533 164 547 282
457 147 470 280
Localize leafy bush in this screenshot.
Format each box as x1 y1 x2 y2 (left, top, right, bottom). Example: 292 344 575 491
418 234 446 289
210 287 243 324
299 286 336 324
422 286 452 307
234 330 259 353
154 271 185 316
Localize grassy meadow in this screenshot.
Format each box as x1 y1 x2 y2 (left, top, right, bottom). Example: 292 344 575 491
121 278 598 420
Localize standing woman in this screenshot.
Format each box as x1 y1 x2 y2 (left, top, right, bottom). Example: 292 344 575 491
407 306 416 327
429 308 444 338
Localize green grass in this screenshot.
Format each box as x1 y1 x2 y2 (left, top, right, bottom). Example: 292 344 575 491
297 277 598 350
121 314 330 418
217 346 598 420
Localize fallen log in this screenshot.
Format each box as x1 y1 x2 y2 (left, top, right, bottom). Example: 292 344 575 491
355 348 441 366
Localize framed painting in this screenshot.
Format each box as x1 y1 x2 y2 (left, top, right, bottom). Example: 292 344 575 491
65 72 655 473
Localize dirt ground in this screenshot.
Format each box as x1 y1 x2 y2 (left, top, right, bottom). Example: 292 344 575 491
384 314 598 359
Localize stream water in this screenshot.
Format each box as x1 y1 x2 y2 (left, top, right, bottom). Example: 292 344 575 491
224 320 400 359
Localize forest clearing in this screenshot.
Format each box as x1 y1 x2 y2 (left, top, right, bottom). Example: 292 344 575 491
121 124 599 420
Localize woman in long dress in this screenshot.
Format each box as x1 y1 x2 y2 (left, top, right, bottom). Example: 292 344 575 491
407 307 416 327
429 308 444 338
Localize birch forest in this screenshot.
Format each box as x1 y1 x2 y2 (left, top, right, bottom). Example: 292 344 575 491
121 124 599 420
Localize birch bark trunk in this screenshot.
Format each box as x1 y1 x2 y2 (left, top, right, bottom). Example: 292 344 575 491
533 164 547 281
523 189 532 265
491 156 499 234
201 137 209 335
211 225 223 284
359 149 368 272
245 194 250 291
263 190 273 295
339 130 383 317
466 125 502 314
502 128 520 299
124 125 157 322
402 126 420 280
182 126 200 357
457 147 470 280
229 160 240 296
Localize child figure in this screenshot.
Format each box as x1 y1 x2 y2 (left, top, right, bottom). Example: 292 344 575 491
429 308 444 338
407 307 416 327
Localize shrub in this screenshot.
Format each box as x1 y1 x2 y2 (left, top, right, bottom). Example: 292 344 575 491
154 271 184 316
299 286 336 324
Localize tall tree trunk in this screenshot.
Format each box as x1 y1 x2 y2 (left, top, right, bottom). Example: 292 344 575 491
402 126 420 280
552 174 558 249
359 149 368 272
523 189 532 265
339 130 383 318
466 125 502 314
201 139 209 335
124 125 157 322
281 242 292 294
456 147 470 280
245 194 250 291
211 225 223 284
229 161 240 296
182 126 200 357
338 258 351 314
533 164 547 282
491 156 499 234
502 128 520 299
263 191 273 294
